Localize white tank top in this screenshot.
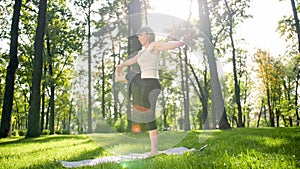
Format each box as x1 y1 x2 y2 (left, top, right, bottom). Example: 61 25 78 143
137 49 160 79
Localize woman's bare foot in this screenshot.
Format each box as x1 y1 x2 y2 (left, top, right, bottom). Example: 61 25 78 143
148 151 158 157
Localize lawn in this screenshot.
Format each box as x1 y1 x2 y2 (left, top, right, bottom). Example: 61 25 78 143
0 128 299 169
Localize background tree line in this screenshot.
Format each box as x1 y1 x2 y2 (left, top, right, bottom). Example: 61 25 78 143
0 0 299 138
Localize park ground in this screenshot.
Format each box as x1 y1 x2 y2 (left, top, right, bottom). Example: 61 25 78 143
0 127 299 169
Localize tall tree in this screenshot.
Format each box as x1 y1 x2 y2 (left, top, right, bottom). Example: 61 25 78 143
73 0 94 133
223 0 245 127
295 56 300 126
183 47 191 131
278 0 300 126
26 0 48 138
198 0 230 129
44 0 84 134
289 0 300 126
289 0 300 52
254 49 278 127
87 0 93 133
127 0 142 131
0 0 22 138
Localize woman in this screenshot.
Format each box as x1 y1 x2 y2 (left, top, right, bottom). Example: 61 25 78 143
115 27 188 156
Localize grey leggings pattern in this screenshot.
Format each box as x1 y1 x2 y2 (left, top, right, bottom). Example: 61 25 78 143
126 71 161 130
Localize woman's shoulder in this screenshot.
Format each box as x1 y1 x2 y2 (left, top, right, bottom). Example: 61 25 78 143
148 42 161 55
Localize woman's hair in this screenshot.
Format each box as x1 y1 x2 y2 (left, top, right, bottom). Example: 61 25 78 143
137 27 155 42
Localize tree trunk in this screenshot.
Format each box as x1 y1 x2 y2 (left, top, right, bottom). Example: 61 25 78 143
45 32 55 135
266 85 275 127
183 47 190 131
290 0 300 127
179 49 186 130
127 0 142 132
290 0 300 52
111 32 119 121
161 91 168 129
87 1 93 133
198 0 230 129
40 64 47 132
45 100 50 129
188 58 209 129
202 69 209 129
224 0 243 127
68 102 72 133
296 69 299 126
0 0 21 138
101 54 105 119
276 109 280 127
26 0 47 138
49 82 55 134
256 102 262 128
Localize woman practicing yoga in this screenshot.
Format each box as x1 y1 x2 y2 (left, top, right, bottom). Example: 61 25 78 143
115 26 191 156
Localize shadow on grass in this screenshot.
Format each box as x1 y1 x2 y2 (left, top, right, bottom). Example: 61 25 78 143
89 131 190 155
14 136 110 169
0 135 88 146
21 146 109 169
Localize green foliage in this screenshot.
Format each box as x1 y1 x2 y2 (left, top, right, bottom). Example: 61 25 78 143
55 130 62 134
10 130 27 137
210 0 252 56
11 130 17 136
18 130 27 136
113 118 127 132
0 0 298 139
94 120 116 133
253 49 299 127
42 129 50 135
62 130 70 134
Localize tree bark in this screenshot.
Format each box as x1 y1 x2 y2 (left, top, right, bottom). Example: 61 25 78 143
49 78 55 134
198 0 230 129
224 0 243 127
101 53 105 119
188 58 209 129
87 1 93 133
266 84 275 127
290 0 300 52
0 0 22 138
179 49 186 130
40 64 47 132
45 32 55 135
183 47 190 131
290 0 300 126
26 0 47 138
296 69 299 126
127 0 142 131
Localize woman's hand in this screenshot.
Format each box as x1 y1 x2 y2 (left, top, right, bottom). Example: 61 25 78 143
116 64 123 70
180 31 195 46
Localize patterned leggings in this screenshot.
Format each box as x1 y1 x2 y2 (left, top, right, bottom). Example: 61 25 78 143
126 71 161 130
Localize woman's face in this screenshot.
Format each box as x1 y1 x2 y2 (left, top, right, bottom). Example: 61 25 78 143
138 32 150 46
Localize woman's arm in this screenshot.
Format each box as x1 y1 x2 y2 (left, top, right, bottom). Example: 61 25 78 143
151 31 195 51
150 41 184 51
116 50 142 69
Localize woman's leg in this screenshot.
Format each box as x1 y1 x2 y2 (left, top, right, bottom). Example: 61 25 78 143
140 79 161 155
149 128 158 155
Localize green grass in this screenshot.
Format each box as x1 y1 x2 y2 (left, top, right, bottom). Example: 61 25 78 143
0 128 299 169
